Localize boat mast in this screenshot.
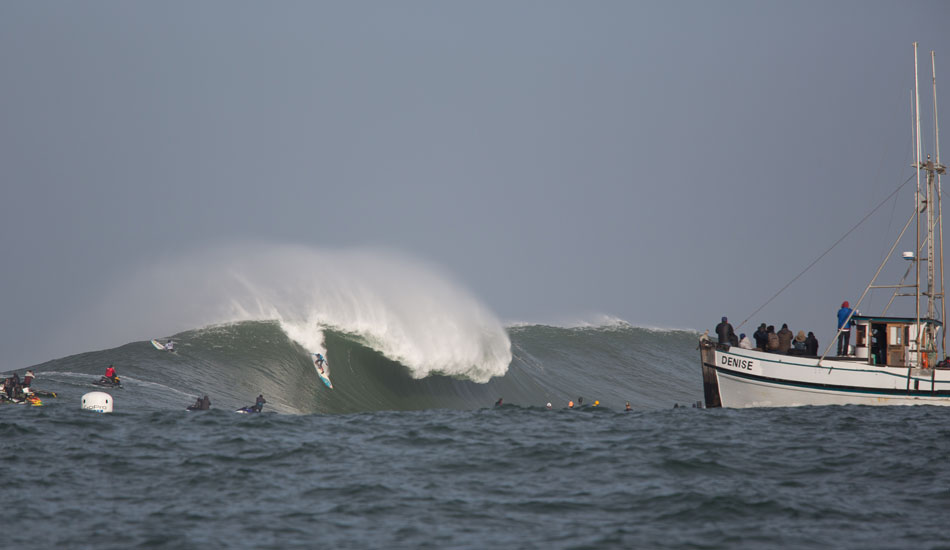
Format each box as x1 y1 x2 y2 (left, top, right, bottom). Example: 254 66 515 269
932 50 947 353
926 48 936 324
915 42 921 344
913 43 947 359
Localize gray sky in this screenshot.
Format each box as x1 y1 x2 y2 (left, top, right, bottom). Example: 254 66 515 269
2 1 950 368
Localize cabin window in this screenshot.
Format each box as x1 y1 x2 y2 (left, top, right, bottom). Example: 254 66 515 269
889 325 904 345
856 326 867 346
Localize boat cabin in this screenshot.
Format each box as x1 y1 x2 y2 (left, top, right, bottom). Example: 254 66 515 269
851 315 942 367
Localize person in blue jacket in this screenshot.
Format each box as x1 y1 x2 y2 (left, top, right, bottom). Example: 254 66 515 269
837 301 854 355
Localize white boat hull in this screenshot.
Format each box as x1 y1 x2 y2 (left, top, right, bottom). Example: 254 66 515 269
699 345 950 408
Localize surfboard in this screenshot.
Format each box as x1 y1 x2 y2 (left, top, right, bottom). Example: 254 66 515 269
312 353 333 389
150 339 167 351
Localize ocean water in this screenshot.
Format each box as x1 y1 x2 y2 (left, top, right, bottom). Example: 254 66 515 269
4 322 949 549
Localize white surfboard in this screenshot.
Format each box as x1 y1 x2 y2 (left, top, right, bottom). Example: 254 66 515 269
312 353 333 389
150 339 167 351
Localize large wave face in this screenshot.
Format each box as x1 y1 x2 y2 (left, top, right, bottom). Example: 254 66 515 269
52 244 512 383
34 245 702 413
30 320 702 414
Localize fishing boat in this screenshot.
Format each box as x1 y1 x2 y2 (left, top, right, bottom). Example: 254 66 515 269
699 44 950 408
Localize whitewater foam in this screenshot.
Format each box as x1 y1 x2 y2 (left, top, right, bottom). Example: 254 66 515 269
54 244 512 382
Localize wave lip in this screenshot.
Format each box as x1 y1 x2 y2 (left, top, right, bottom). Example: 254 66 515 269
60 243 512 384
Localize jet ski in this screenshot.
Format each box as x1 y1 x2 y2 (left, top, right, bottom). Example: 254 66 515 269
27 389 57 398
0 395 42 406
235 405 262 414
93 376 122 389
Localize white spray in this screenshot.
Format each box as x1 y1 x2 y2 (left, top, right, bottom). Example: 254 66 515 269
54 244 512 382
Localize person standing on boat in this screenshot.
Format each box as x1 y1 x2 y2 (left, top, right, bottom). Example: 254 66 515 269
791 331 807 354
715 317 735 346
837 301 855 355
805 332 819 356
753 323 768 351
777 324 794 354
739 333 753 349
766 325 780 352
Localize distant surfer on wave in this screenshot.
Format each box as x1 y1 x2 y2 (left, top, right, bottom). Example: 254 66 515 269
314 353 327 374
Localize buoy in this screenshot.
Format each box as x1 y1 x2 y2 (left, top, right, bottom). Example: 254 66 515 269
81 391 113 413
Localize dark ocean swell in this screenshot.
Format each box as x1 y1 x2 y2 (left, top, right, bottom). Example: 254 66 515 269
24 321 702 414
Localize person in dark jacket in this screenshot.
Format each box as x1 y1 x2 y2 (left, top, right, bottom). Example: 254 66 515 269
753 323 768 350
715 317 736 346
788 331 806 355
805 332 819 356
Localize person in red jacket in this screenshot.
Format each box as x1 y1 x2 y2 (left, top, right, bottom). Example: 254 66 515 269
104 364 118 383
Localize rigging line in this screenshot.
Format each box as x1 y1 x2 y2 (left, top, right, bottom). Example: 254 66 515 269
880 144 914 267
737 173 917 331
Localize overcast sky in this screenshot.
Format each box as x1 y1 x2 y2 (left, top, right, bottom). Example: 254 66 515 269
2 1 950 368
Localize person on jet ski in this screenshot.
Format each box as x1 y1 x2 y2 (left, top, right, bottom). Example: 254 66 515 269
254 394 266 413
101 364 119 385
190 395 211 410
